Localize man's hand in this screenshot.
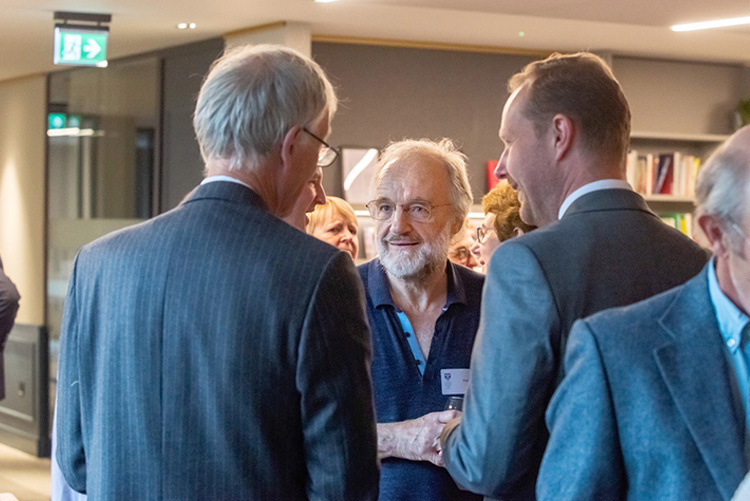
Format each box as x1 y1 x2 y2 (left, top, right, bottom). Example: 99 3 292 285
377 410 461 467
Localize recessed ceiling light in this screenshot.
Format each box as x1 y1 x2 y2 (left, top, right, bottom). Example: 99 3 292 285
176 22 197 30
315 0 341 3
671 16 750 32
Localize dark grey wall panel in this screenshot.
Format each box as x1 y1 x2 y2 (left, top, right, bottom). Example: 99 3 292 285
312 42 537 201
0 324 49 456
161 38 225 211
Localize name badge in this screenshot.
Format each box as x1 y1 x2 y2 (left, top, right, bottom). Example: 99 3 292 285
441 368 470 395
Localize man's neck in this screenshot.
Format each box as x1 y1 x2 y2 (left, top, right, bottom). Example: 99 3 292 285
552 154 626 221
205 159 286 217
387 265 448 314
716 255 750 316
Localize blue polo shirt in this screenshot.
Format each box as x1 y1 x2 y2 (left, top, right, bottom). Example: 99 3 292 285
358 258 484 501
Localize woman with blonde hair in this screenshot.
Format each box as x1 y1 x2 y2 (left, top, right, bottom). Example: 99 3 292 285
307 196 359 261
472 183 535 272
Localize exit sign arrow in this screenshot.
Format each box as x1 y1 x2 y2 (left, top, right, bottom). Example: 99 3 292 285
83 39 102 59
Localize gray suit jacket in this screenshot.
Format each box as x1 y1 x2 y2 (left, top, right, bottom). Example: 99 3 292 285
538 264 747 500
442 189 708 500
0 255 20 401
56 181 379 500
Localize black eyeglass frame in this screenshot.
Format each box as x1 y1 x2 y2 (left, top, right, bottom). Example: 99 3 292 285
302 127 340 167
476 224 496 244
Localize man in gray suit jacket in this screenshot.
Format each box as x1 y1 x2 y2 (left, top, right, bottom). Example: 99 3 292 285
440 52 708 500
56 44 379 500
0 255 20 401
538 126 750 500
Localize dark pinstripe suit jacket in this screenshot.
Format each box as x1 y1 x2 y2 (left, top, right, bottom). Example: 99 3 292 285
56 181 379 500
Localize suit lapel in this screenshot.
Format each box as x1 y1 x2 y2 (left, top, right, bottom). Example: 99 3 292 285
654 269 747 499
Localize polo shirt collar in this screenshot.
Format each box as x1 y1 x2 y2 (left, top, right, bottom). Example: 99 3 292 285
371 259 468 310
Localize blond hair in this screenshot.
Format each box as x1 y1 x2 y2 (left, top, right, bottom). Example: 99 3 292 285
481 184 535 242
306 196 357 235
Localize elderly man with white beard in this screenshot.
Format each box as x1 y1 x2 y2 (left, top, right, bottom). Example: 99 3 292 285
358 139 485 501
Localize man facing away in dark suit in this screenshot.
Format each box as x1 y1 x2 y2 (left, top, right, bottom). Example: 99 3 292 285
538 125 750 500
56 44 379 500
440 52 708 500
0 255 20 401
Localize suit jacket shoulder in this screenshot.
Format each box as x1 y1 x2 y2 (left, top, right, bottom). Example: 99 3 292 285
540 264 746 500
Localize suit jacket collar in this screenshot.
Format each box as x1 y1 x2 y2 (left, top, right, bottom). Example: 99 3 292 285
655 264 748 499
185 180 267 211
563 188 657 220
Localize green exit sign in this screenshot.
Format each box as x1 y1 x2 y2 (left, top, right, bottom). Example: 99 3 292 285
53 26 108 67
48 113 66 129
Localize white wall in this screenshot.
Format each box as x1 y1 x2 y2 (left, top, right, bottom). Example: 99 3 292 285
0 75 46 325
225 22 311 56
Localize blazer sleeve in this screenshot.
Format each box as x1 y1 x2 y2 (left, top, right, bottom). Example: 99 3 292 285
296 251 380 501
56 254 88 493
0 258 20 345
537 319 626 500
442 241 560 497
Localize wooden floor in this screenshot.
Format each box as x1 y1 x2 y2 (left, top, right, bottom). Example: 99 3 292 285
0 442 50 501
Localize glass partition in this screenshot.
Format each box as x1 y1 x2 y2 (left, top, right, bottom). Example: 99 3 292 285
46 57 160 399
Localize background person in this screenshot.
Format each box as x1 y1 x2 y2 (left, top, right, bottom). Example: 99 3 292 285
0 255 20 401
359 138 484 501
448 219 479 269
471 183 535 273
307 196 359 260
56 44 379 500
538 125 750 501
440 51 708 500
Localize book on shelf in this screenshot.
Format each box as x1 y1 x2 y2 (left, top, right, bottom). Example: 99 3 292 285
626 150 701 198
660 212 693 238
653 153 673 194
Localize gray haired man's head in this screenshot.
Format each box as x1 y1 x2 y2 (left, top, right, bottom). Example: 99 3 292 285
193 44 337 172
372 138 474 224
695 126 750 253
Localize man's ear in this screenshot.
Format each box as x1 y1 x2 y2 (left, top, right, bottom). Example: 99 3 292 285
698 213 729 258
280 126 302 170
551 114 574 162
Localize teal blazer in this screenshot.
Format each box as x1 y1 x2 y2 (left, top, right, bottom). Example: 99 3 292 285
539 264 747 500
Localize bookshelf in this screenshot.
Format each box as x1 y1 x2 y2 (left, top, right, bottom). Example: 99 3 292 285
627 131 729 239
630 131 730 143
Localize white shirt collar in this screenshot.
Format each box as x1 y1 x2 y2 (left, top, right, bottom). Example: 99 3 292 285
201 175 251 190
557 179 633 220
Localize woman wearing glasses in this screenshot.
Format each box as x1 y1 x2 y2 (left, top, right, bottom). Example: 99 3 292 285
472 183 535 273
448 219 480 269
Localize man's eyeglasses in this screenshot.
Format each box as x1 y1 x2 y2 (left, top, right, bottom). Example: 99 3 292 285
365 199 452 223
302 127 339 167
730 221 750 243
476 224 496 244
